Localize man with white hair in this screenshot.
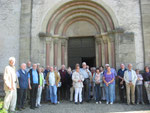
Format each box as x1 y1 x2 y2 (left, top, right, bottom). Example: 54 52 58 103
117 64 127 103
80 62 92 102
16 63 28 111
124 64 137 105
3 57 19 112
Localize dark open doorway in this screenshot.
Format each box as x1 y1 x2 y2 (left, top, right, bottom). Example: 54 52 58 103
68 36 96 69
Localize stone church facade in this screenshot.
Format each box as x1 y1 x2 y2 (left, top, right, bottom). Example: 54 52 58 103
0 0 150 73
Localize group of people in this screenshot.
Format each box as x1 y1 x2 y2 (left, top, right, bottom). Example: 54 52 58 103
3 57 150 113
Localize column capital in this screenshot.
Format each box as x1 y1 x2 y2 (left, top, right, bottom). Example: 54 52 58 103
45 37 52 44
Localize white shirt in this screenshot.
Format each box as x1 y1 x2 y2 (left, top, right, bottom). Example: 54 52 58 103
49 72 55 86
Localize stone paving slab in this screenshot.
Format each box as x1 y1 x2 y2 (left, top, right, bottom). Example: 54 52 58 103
19 101 150 113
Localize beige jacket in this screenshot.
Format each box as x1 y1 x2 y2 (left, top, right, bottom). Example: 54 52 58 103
3 65 19 91
46 71 60 87
72 71 84 88
124 69 138 86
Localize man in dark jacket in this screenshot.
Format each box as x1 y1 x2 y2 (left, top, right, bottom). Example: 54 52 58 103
28 64 40 109
59 65 68 100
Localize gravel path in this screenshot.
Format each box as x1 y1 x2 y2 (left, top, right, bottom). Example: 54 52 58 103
19 101 150 113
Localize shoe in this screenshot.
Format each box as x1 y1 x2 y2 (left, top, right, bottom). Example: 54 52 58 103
75 102 78 104
127 103 130 105
99 101 102 104
110 102 113 105
30 107 35 110
58 101 60 104
106 102 109 104
38 104 42 107
80 102 83 104
21 107 25 109
96 102 99 104
141 102 145 105
137 102 139 105
131 103 135 105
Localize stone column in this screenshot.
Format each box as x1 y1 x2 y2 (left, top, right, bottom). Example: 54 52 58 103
61 37 68 67
95 36 102 67
45 37 52 66
53 38 58 66
109 34 116 68
102 35 109 65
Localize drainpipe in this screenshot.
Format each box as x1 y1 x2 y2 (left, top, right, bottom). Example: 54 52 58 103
139 0 145 67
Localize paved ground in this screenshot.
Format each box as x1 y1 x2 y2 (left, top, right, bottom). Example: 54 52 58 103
19 101 150 113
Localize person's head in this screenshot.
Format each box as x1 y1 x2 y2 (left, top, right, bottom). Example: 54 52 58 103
37 63 40 69
41 67 44 72
21 63 26 70
107 66 111 72
135 69 140 74
27 61 31 68
91 67 96 73
82 62 87 69
50 66 54 72
46 65 50 70
145 66 149 73
54 66 58 72
75 64 80 72
105 64 109 69
120 64 125 69
96 68 100 73
86 65 89 69
99 66 104 72
61 65 65 70
9 57 15 66
32 64 37 70
128 64 132 71
38 67 42 73
67 67 72 74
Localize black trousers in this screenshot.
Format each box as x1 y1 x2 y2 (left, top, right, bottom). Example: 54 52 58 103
60 85 67 100
30 84 38 108
17 89 27 108
83 78 90 101
119 81 126 103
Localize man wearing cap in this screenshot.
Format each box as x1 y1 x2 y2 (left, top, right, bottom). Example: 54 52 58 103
3 57 19 113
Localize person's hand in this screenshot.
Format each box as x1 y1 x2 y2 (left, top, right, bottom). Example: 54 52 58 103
138 78 140 80
8 87 12 90
78 80 81 82
29 85 32 90
38 85 40 88
120 81 123 85
129 82 132 86
106 82 109 86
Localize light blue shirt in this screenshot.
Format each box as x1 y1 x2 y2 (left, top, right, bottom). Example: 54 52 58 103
80 68 91 79
49 72 55 86
28 69 38 84
128 70 132 81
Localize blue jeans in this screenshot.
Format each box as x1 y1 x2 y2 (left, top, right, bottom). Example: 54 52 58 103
113 80 116 101
49 85 57 104
95 84 101 102
46 85 50 101
104 83 114 103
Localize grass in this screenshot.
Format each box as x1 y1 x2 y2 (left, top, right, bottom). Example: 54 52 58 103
0 98 7 113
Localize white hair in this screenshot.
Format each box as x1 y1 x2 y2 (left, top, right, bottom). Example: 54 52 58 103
82 62 86 65
105 64 109 67
9 57 15 65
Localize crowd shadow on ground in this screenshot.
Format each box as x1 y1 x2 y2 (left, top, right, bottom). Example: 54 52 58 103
19 100 150 113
